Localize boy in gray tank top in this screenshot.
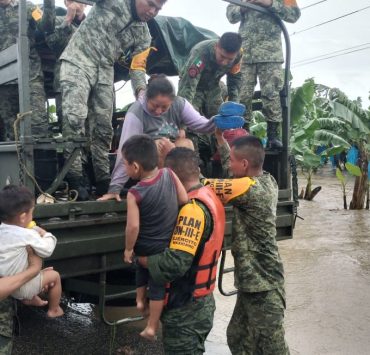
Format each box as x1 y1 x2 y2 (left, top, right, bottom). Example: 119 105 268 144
122 135 188 340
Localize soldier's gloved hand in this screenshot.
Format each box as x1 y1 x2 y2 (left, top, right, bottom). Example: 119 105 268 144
97 193 122 202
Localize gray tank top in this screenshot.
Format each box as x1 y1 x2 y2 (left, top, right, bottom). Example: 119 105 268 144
129 168 179 256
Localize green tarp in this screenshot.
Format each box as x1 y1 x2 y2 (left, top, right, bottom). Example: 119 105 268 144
114 15 218 81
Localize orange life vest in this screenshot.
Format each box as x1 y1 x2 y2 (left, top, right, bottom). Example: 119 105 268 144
165 185 225 308
189 186 225 297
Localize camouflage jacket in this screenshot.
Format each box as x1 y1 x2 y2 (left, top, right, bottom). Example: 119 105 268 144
59 0 150 94
38 0 85 58
226 0 301 64
219 143 285 292
177 39 242 104
0 0 43 83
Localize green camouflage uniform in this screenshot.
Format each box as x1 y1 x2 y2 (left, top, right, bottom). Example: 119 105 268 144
178 39 242 117
0 0 48 141
178 39 242 168
226 0 300 122
0 298 13 355
147 187 215 355
59 0 151 183
217 143 289 355
38 0 85 125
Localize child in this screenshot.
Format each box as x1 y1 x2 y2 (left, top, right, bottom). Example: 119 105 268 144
0 185 64 318
122 135 188 340
212 129 290 354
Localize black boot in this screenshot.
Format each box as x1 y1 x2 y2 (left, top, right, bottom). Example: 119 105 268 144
67 176 90 201
95 179 111 197
267 122 283 149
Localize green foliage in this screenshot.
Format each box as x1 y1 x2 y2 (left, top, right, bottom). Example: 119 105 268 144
345 162 362 177
47 104 58 123
336 168 345 184
250 111 267 140
290 78 315 125
314 130 350 148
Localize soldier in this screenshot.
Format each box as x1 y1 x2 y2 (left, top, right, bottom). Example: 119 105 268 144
138 147 225 354
0 248 42 355
0 0 48 142
38 0 87 124
177 32 243 172
226 0 301 148
59 0 167 200
210 131 289 354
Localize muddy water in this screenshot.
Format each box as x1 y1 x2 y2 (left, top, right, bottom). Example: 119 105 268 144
281 168 370 355
13 167 370 355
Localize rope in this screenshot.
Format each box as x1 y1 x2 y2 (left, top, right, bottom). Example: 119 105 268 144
13 112 56 202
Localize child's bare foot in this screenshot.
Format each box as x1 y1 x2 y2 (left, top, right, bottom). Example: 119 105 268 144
140 326 157 341
47 306 64 318
22 295 48 307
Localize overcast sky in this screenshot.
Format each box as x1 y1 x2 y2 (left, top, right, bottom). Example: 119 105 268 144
55 0 370 109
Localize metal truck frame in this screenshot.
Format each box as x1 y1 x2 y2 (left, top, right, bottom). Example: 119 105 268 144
0 0 295 324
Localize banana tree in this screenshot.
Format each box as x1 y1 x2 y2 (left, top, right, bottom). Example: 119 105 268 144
290 79 350 200
329 89 370 209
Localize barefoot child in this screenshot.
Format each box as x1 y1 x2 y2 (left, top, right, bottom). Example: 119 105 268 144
122 135 188 340
0 185 64 318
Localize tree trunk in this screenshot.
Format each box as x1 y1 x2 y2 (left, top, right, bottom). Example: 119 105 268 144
343 193 347 210
349 148 368 210
307 186 322 201
304 171 312 200
366 184 369 210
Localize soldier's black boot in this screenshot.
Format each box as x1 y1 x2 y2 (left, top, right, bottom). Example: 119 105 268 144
266 122 283 149
95 179 110 197
67 176 90 201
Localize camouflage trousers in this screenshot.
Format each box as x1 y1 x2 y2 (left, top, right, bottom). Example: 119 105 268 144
0 80 48 141
188 86 223 175
0 298 14 355
161 294 215 355
192 86 224 119
60 61 113 182
227 289 289 355
239 62 283 123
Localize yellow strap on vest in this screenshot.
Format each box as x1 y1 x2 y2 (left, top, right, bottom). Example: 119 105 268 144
130 47 157 71
203 177 255 204
31 6 43 22
169 200 205 256
284 0 297 7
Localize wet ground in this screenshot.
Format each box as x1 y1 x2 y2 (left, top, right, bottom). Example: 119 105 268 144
13 167 370 355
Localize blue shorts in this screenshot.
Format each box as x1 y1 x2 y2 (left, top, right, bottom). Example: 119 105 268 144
136 264 166 301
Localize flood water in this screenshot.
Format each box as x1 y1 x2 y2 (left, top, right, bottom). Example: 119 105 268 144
13 167 370 355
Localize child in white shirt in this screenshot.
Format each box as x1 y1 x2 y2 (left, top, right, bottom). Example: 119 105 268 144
0 185 63 318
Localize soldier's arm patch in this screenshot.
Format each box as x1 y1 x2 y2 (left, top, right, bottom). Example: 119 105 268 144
203 177 256 204
130 47 157 71
169 200 205 256
32 6 43 22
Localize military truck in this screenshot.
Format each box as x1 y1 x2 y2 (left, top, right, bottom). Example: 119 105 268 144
0 0 296 324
